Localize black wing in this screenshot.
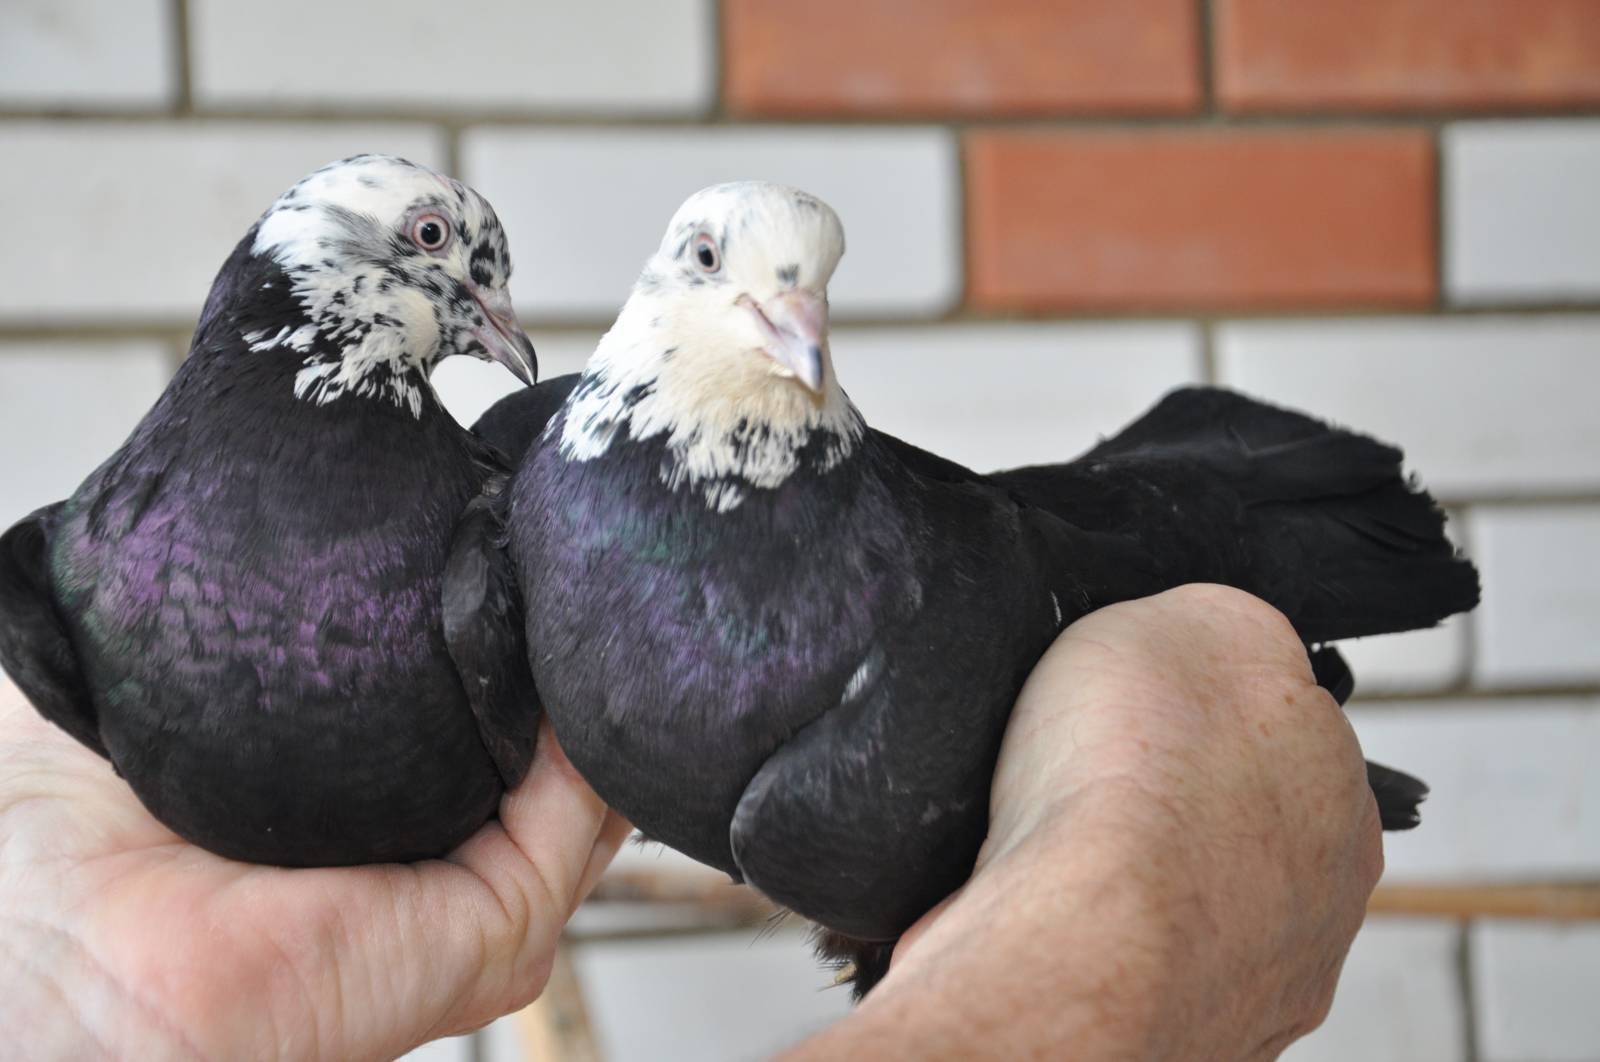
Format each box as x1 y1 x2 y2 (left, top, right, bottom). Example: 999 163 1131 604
471 373 584 465
729 643 984 945
0 504 105 757
729 456 1071 948
442 472 540 789
868 427 991 487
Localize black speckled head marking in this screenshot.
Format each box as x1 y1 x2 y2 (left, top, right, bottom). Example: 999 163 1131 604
232 154 534 416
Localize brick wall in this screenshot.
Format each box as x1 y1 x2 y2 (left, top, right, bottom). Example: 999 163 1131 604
3 2 1598 1059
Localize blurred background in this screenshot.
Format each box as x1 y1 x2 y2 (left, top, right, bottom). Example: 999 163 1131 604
3 1 1599 1059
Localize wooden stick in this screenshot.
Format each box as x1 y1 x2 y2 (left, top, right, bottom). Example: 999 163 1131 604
584 868 779 924
515 943 602 1062
1369 883 1600 920
583 869 1600 936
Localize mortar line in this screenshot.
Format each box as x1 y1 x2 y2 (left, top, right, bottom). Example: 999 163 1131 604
2 107 1598 129
1197 0 1218 117
4 301 1600 342
169 0 193 115
1458 921 1481 1062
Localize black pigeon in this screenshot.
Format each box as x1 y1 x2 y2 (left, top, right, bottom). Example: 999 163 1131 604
0 155 544 866
481 182 1481 995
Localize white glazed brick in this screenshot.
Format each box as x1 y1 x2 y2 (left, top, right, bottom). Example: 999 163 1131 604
0 123 444 322
1341 617 1469 696
461 127 961 319
1215 316 1600 498
1283 919 1465 1062
190 0 712 115
1472 920 1600 1062
1474 505 1600 687
0 342 173 530
433 331 597 430
834 323 1201 468
436 323 1201 467
1348 700 1600 882
0 0 174 109
396 1034 472 1062
1446 121 1600 303
562 930 850 1062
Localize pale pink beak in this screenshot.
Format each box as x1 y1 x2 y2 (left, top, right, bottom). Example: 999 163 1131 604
469 286 537 386
741 290 828 394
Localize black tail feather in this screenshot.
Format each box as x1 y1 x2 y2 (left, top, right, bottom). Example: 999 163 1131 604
1368 760 1429 831
813 928 894 1002
1309 647 1427 830
1002 387 1481 644
1309 645 1355 706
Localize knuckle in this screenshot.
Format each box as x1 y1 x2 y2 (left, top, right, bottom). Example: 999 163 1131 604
1160 584 1305 659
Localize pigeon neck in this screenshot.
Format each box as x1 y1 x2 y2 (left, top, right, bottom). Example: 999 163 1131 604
195 236 441 419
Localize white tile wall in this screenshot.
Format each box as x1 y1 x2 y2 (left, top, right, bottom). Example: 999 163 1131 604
460 127 962 320
434 331 597 430
0 123 445 322
1342 618 1469 696
1472 920 1600 1062
1284 919 1465 1062
1216 316 1600 498
0 0 174 109
0 341 174 531
567 931 850 1062
189 0 714 115
832 323 1202 470
1474 505 1600 687
1446 121 1600 303
481 917 1471 1062
438 324 1202 464
1349 700 1600 881
397 1034 472 1062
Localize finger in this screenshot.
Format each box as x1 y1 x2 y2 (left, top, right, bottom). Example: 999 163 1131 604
496 720 614 916
415 724 618 1038
890 888 961 968
576 811 634 905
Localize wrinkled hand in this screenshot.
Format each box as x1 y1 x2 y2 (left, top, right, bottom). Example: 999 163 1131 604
0 680 629 1061
793 584 1382 1060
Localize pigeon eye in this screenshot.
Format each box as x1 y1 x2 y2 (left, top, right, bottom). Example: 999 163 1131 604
693 234 720 273
411 214 451 252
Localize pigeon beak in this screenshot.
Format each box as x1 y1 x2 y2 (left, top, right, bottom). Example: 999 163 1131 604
742 290 828 395
469 286 538 387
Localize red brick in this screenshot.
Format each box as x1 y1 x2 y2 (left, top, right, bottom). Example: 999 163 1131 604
1217 0 1600 112
723 0 1202 117
965 132 1437 311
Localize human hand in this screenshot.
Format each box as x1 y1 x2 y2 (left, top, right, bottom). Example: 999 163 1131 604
791 584 1381 1060
0 678 630 1061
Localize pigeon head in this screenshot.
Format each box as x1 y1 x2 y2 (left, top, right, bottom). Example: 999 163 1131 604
238 154 536 416
634 181 846 397
561 182 861 509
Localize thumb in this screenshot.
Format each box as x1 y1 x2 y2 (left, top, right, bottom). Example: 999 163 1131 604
428 721 624 1035
498 720 623 917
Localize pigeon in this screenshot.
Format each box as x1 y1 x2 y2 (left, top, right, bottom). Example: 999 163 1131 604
0 154 543 866
482 181 1481 995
